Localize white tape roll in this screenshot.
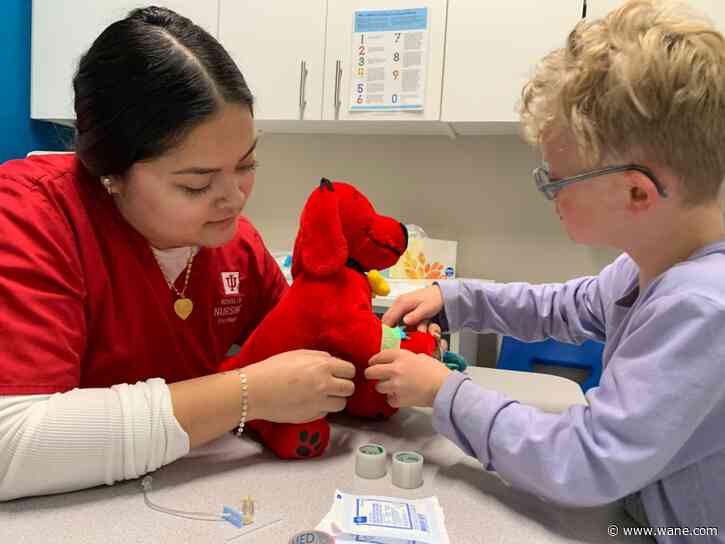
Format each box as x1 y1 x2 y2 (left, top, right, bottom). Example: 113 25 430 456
392 451 424 489
355 443 387 479
289 530 335 544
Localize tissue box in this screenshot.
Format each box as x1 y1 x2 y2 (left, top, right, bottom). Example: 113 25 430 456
389 238 457 280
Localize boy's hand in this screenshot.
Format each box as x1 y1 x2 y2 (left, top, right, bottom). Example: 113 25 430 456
381 285 444 330
365 349 451 408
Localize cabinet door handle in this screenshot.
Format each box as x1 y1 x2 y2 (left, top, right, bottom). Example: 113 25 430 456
298 60 308 120
333 60 343 119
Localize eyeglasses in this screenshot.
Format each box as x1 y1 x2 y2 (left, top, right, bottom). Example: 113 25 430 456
533 163 669 201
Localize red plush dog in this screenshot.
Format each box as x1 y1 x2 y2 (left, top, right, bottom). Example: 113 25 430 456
219 179 436 459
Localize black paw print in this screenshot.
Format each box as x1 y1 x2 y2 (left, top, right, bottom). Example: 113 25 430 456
296 430 322 457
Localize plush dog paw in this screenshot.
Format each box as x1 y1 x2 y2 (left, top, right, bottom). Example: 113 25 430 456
295 429 324 457
256 419 330 460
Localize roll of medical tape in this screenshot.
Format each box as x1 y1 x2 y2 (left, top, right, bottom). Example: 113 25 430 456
391 451 424 489
355 443 387 479
288 530 335 544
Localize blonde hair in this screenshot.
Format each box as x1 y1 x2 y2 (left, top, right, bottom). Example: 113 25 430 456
520 0 725 204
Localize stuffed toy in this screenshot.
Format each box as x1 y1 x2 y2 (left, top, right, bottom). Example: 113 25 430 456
219 178 437 460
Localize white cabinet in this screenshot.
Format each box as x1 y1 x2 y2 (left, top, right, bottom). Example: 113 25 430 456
586 0 725 29
322 0 448 122
582 0 621 18
441 1 582 132
682 1 725 29
31 1 725 130
218 1 327 122
31 0 218 122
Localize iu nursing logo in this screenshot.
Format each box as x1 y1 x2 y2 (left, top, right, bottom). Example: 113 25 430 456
215 272 243 325
221 272 240 295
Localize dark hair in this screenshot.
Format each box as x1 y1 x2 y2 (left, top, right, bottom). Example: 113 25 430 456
73 6 254 177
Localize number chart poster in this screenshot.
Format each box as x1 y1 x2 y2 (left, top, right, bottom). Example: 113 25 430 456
350 8 429 112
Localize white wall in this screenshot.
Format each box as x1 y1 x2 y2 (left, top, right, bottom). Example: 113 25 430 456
246 133 621 284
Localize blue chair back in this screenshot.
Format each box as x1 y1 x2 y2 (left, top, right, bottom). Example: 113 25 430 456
496 337 604 392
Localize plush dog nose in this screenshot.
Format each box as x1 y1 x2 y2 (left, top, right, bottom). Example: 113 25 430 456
400 222 408 248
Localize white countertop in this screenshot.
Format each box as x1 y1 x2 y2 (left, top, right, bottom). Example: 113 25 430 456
468 366 588 413
0 368 645 544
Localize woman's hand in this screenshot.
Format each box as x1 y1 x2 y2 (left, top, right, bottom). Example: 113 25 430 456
246 350 356 424
381 285 444 331
365 349 451 408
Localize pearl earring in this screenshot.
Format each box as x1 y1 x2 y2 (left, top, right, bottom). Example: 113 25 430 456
101 176 113 195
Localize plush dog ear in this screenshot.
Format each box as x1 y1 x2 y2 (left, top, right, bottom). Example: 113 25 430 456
291 178 348 278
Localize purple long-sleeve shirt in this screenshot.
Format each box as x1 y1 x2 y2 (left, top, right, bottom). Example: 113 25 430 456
433 241 725 543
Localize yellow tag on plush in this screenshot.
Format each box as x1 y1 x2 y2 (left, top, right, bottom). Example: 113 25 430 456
367 269 390 297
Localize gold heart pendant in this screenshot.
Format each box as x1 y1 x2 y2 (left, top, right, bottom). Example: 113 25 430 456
174 298 193 320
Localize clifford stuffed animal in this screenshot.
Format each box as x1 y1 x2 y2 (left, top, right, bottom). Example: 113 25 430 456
219 178 437 459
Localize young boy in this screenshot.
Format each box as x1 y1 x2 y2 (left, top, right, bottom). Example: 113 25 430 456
366 0 725 538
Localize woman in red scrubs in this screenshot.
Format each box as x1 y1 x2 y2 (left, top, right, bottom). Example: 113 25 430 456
0 6 355 500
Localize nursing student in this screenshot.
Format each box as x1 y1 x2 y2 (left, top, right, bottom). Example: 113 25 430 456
368 1 725 539
0 7 356 501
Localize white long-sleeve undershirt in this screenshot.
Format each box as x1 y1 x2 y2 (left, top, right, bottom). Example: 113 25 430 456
0 380 189 501
0 246 198 501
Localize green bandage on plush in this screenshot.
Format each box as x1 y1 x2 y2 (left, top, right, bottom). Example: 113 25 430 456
381 324 403 351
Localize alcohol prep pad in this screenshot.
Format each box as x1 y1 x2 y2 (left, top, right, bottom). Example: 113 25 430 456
315 490 450 544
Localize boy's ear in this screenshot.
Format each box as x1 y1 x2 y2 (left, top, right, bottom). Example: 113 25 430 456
625 171 658 212
291 178 348 278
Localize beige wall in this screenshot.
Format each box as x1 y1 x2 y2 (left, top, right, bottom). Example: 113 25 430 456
246 133 621 284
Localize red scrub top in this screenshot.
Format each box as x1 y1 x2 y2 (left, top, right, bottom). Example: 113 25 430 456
0 154 288 395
